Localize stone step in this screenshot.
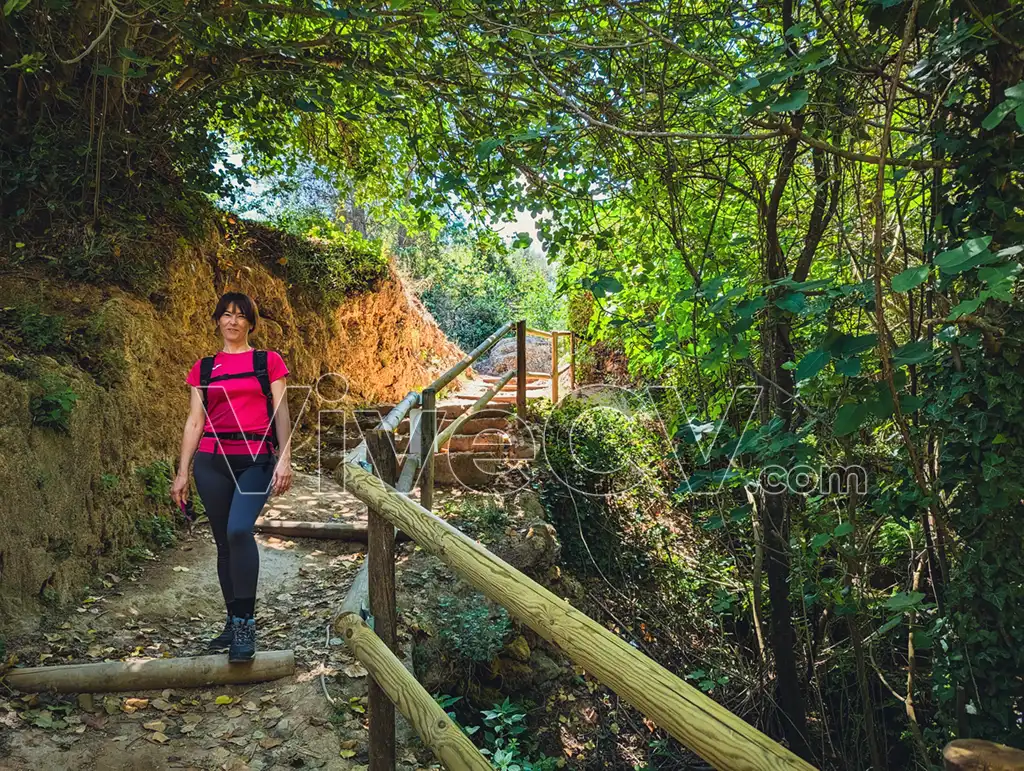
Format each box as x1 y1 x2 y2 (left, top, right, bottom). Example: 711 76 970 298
433 451 504 488
319 447 513 483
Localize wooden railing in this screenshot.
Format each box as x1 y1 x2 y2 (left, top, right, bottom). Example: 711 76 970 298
331 321 814 771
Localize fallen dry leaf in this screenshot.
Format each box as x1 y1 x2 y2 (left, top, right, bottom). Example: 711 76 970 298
147 731 169 744
226 707 243 718
215 695 233 705
259 737 283 749
179 723 198 734
151 698 174 711
143 720 166 732
342 663 368 678
122 698 149 713
183 714 203 725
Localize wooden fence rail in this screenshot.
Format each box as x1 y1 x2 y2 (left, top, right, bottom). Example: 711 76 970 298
335 612 491 770
336 459 816 771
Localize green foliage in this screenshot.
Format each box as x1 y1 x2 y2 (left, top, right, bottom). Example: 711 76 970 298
99 473 120 491
136 460 174 506
391 225 563 351
246 214 388 308
429 592 513 664
539 395 666 582
436 696 558 771
29 373 77 433
57 232 168 296
440 496 508 542
3 0 1023 762
479 698 559 771
0 304 67 352
123 545 156 563
135 514 176 550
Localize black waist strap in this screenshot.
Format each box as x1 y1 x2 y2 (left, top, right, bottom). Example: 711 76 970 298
204 430 275 443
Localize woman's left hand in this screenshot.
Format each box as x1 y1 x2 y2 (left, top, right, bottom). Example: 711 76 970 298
271 457 293 497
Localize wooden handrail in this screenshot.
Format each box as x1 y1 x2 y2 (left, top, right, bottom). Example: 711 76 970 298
335 612 491 770
944 739 1024 769
525 327 572 338
346 390 420 467
427 320 515 394
335 461 816 771
435 370 515 449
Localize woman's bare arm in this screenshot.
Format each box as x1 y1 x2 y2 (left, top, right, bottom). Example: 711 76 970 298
171 387 206 506
270 378 293 495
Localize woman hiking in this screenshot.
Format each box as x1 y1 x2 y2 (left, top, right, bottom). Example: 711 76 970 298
170 292 294 662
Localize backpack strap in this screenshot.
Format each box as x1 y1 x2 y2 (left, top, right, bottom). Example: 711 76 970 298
198 355 219 454
253 349 278 448
199 356 216 413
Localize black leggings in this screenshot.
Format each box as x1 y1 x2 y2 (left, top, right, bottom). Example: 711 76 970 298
192 451 274 610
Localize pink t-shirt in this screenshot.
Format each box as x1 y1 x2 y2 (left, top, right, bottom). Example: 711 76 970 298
186 349 289 455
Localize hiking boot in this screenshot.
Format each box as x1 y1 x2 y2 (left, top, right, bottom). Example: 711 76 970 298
228 616 256 662
206 615 233 652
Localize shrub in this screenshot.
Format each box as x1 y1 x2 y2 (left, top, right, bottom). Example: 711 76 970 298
480 698 559 771
539 395 665 582
58 231 166 296
124 545 156 562
4 304 68 352
29 373 78 433
441 496 507 541
240 216 388 308
437 696 558 771
136 460 173 506
430 592 512 664
136 514 176 549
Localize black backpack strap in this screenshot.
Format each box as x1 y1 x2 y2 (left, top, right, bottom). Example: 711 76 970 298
253 349 278 448
199 356 216 413
198 355 219 454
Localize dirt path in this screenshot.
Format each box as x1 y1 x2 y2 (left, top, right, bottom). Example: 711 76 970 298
0 472 424 771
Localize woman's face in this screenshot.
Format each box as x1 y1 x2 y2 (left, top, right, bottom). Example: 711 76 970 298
217 303 251 343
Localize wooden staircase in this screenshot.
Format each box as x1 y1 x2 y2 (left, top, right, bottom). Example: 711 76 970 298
318 372 547 488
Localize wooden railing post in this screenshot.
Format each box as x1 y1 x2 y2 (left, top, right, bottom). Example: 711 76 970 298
516 320 527 419
366 430 398 771
569 331 576 391
420 387 436 511
550 330 560 404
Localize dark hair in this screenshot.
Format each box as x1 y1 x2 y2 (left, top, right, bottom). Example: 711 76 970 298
212 292 258 331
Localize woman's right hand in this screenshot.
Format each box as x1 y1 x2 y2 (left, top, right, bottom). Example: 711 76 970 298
170 474 190 508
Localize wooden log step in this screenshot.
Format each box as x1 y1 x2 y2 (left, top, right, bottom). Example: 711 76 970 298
255 518 412 543
255 518 367 540
433 452 504 488
3 650 295 694
321 432 410 453
443 416 514 436
440 434 510 453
